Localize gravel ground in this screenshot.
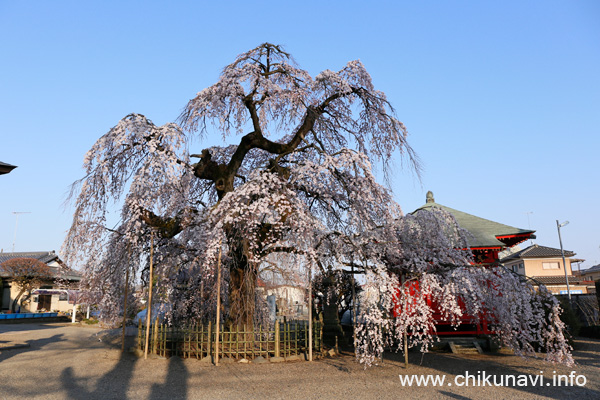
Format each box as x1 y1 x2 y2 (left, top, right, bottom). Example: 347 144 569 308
0 322 599 399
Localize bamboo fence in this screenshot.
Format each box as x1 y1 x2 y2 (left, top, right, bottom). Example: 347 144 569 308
137 319 323 361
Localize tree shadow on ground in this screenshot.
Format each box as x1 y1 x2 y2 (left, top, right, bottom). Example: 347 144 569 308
60 351 190 400
571 337 600 368
0 333 66 363
437 390 473 400
0 322 68 333
61 350 138 400
149 355 189 400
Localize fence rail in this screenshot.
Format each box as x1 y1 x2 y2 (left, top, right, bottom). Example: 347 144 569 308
558 294 600 327
137 320 323 360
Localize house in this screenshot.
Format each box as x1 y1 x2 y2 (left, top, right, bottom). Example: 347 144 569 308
580 264 600 283
0 161 17 175
414 191 536 265
499 244 592 294
0 251 82 313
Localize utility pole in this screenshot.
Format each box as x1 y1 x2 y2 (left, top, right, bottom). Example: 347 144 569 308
556 220 571 300
12 211 31 253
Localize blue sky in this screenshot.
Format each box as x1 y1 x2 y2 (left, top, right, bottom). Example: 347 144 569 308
1 1 599 268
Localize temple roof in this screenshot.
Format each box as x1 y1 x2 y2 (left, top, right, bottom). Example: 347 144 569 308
414 191 535 250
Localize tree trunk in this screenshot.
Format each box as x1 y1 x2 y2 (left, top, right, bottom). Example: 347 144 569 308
229 264 257 327
321 275 344 346
11 287 27 313
226 232 257 327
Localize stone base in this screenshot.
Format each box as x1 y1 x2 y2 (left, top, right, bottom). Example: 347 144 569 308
253 355 268 364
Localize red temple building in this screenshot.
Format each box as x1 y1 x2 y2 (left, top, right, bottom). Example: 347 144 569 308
415 191 535 266
409 191 536 337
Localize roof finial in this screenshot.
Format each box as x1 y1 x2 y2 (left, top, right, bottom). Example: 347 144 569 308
426 191 435 203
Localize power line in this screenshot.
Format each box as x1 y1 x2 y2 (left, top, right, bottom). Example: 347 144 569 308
12 211 31 253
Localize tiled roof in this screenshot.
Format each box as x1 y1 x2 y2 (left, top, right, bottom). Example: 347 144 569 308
0 251 82 281
0 251 59 264
499 244 575 263
0 161 17 174
582 264 600 273
531 276 592 285
414 198 534 249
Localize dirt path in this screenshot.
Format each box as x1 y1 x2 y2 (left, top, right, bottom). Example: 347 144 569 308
1 323 599 399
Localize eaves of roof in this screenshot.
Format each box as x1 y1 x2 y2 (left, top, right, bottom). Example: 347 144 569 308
530 276 591 285
0 251 81 281
499 244 575 263
582 264 600 273
0 161 17 175
0 251 59 264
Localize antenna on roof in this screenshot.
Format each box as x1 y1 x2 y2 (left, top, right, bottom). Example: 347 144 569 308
525 211 534 245
12 211 31 253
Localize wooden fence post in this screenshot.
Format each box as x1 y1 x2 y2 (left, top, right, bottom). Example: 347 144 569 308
234 325 239 359
208 321 212 361
137 320 142 350
275 321 280 358
244 324 248 359
153 317 159 355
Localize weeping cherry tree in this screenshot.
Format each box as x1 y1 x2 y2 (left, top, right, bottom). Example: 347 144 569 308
63 43 572 366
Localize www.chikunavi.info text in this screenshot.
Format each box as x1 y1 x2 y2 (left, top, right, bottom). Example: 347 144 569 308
399 371 587 387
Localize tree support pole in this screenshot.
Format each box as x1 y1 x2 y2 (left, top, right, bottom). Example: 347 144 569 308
215 239 223 366
144 232 155 360
351 261 357 355
402 274 408 368
308 262 313 362
404 330 408 368
121 264 130 352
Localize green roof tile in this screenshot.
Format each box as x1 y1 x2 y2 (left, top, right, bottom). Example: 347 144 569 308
413 192 535 250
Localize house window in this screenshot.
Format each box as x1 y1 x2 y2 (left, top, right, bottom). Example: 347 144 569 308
37 295 52 311
542 262 560 270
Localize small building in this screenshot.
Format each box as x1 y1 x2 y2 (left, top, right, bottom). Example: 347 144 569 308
0 251 82 313
499 244 592 294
